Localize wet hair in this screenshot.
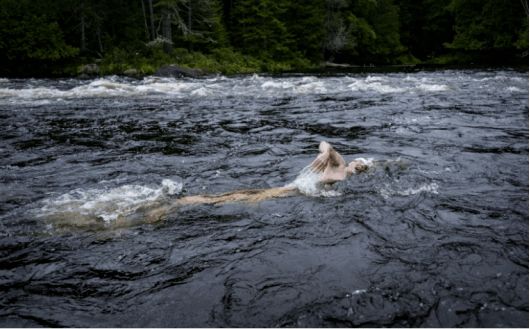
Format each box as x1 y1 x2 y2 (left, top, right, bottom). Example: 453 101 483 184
355 163 369 173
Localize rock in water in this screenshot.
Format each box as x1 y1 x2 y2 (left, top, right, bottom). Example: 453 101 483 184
155 64 204 78
78 63 100 77
123 68 140 77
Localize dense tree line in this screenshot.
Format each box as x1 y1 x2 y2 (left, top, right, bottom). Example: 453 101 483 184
0 0 527 76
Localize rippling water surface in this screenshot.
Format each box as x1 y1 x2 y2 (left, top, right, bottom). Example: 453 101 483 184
0 70 528 327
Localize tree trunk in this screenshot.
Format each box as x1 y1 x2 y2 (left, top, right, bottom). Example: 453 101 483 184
520 0 529 16
188 0 192 50
148 0 155 40
80 11 86 52
96 24 103 55
162 7 172 53
188 0 192 34
140 0 150 40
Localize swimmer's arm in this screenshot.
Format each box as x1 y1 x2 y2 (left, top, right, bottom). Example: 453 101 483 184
312 142 347 173
312 141 334 173
328 148 347 167
311 151 330 173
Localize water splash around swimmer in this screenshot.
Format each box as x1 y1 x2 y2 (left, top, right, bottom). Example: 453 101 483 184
36 178 183 230
287 157 375 197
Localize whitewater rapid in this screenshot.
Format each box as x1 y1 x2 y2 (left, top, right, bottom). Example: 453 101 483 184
3 73 525 102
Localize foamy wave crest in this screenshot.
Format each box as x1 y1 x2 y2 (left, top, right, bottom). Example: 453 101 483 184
505 86 524 93
0 77 203 99
348 80 405 93
38 179 182 225
261 80 295 90
365 75 386 82
260 76 329 94
417 84 449 92
0 74 458 101
295 81 327 94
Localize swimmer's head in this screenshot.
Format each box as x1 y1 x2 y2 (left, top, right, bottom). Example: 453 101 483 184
346 160 369 175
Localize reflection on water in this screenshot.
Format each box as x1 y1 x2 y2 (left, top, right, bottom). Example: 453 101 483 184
0 70 527 327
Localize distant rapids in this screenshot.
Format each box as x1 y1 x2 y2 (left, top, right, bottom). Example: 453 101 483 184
1 72 524 103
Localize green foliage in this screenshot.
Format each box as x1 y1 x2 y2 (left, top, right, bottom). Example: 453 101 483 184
447 0 526 51
396 0 454 60
349 0 406 63
231 0 293 60
0 0 527 76
345 14 377 56
0 0 78 62
321 0 407 64
514 19 529 50
284 0 326 62
99 46 264 75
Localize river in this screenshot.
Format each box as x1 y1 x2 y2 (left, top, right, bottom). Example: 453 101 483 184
0 70 528 327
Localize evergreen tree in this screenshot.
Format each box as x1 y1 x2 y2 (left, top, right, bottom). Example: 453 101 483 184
447 0 527 54
231 0 292 60
284 0 326 62
0 0 78 64
0 0 527 75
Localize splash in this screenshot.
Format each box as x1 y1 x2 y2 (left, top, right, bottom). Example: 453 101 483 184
286 165 325 197
37 179 182 228
352 157 374 170
287 158 376 197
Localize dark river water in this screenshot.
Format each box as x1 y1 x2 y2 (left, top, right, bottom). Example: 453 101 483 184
0 70 528 327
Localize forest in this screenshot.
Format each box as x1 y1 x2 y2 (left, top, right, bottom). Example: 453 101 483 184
0 0 528 77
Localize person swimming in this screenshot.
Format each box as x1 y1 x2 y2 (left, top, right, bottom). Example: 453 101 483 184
135 141 369 223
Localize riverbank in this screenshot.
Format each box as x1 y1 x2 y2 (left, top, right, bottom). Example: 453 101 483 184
1 46 528 79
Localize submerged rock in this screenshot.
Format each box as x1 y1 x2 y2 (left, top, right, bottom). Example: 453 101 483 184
78 63 100 77
123 68 140 77
155 64 204 78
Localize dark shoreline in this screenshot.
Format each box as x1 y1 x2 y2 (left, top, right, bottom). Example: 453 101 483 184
1 63 528 80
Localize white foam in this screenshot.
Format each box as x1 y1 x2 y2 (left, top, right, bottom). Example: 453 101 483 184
417 84 449 92
295 81 327 94
301 76 318 83
190 86 211 96
353 157 374 168
38 179 182 224
366 75 386 82
287 165 323 196
161 178 182 195
1 72 522 102
261 80 294 90
249 73 263 81
380 182 439 199
348 80 404 93
285 165 344 197
0 78 201 99
506 86 523 93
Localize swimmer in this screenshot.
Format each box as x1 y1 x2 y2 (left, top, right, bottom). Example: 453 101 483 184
137 141 369 223
311 141 369 185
